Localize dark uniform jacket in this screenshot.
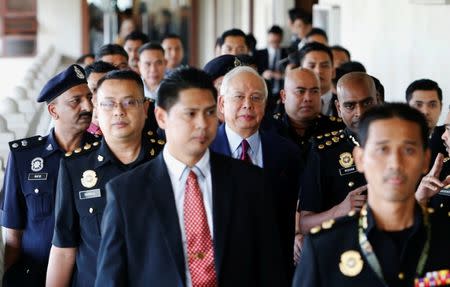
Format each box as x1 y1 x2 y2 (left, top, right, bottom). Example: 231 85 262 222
1 129 97 286
293 204 450 287
298 128 366 213
52 131 163 286
273 113 345 160
429 156 450 213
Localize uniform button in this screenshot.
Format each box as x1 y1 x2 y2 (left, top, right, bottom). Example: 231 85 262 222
26 268 30 274
348 181 354 187
89 207 95 214
34 188 39 194
398 272 404 280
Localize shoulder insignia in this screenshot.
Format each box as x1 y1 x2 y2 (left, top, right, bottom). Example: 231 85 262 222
314 129 345 151
310 225 322 234
321 219 335 229
444 157 450 163
9 135 45 151
65 142 100 158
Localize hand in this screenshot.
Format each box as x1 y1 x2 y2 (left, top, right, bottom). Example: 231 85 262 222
334 185 367 218
416 153 450 205
293 233 304 265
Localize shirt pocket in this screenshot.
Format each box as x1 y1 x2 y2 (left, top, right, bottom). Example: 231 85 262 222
23 182 53 220
76 194 105 239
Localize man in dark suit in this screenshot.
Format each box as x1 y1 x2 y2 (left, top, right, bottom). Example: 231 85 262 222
95 67 287 287
255 25 288 103
210 65 302 281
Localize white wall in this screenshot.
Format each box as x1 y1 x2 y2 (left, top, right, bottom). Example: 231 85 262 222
319 0 450 123
37 0 83 59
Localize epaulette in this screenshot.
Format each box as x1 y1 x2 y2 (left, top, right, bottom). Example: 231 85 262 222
328 115 343 123
313 129 345 150
443 157 450 163
65 141 101 158
273 112 282 120
9 135 46 151
309 210 358 235
145 130 165 146
145 130 165 157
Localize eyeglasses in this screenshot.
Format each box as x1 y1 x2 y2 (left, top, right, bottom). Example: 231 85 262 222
98 98 145 111
230 94 265 104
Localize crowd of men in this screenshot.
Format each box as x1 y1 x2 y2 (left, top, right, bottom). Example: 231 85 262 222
1 7 449 287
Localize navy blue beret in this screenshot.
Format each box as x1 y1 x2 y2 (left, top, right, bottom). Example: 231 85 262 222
37 64 88 103
203 55 243 80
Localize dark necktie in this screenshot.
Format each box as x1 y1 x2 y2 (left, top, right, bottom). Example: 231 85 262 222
240 139 252 164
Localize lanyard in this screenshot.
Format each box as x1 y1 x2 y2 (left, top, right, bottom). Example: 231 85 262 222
357 205 431 285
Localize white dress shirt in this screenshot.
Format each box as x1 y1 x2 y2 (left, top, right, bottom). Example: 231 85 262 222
143 81 160 102
163 147 214 287
225 124 264 168
321 89 333 116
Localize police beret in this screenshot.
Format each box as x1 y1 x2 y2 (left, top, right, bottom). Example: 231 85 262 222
37 64 88 103
203 55 243 80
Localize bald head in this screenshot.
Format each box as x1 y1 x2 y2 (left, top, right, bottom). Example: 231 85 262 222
281 67 322 123
337 72 376 101
335 72 378 132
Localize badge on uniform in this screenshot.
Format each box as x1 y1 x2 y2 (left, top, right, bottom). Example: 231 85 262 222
79 189 101 200
338 152 357 176
339 250 364 277
81 170 98 188
31 157 44 172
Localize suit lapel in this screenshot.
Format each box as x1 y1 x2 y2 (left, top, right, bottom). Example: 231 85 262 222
150 154 186 285
260 130 278 169
210 124 232 157
210 152 233 280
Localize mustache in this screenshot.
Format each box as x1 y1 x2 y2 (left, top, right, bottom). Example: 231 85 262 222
382 171 407 183
78 111 92 118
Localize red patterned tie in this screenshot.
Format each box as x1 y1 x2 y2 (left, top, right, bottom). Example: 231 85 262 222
240 139 252 163
184 170 217 287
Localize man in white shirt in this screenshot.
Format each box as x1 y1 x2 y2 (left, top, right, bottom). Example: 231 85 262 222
95 67 287 287
138 42 167 102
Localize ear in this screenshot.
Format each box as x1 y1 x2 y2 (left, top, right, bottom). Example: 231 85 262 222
47 103 59 120
143 100 150 120
154 106 167 130
335 99 342 118
353 146 365 173
280 89 286 104
218 95 225 115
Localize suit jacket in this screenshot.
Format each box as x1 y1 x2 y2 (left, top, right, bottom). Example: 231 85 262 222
209 124 302 280
254 48 288 75
95 151 287 287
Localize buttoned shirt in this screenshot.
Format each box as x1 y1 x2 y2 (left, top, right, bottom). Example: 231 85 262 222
225 124 263 167
163 147 214 287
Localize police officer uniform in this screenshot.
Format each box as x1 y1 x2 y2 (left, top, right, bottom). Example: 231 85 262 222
52 131 164 286
292 205 450 286
298 128 366 213
1 64 97 286
272 112 345 158
429 156 450 212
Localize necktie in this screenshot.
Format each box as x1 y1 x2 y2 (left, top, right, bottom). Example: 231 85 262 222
184 170 217 287
240 139 252 164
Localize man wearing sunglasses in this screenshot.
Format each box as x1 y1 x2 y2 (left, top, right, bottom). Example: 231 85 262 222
45 70 163 287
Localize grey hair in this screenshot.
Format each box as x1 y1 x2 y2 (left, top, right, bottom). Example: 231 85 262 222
220 66 268 100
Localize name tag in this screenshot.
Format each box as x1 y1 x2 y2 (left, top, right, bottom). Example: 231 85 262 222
439 188 450 197
339 166 357 176
28 173 48 180
79 189 101 200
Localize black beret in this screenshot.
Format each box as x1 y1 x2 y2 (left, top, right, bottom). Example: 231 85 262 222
37 64 88 103
203 55 243 80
